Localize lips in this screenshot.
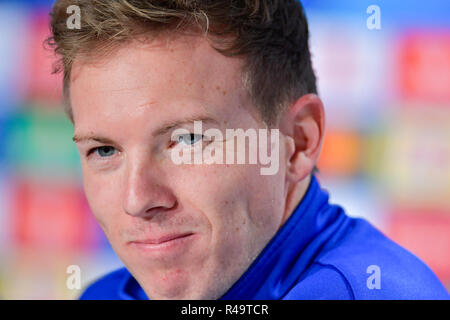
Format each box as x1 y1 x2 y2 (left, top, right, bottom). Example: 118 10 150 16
130 232 194 245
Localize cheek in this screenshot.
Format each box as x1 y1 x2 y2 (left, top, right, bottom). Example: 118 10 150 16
168 164 250 244
223 164 286 248
179 163 283 239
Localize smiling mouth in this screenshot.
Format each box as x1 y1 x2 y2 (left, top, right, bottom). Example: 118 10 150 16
132 233 195 245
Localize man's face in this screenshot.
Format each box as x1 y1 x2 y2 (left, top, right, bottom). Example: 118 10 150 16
70 34 289 299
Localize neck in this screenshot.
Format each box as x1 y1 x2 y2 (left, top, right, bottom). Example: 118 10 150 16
280 174 312 227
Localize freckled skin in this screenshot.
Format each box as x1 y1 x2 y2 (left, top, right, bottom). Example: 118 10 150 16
71 34 292 300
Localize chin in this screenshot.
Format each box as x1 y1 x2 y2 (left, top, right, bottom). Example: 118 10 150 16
143 282 200 300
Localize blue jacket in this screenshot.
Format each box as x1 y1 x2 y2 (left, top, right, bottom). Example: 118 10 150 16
80 175 449 299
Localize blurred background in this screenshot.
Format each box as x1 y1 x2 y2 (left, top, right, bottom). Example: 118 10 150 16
0 0 449 299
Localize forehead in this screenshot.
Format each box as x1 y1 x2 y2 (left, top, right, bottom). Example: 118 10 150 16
69 34 252 127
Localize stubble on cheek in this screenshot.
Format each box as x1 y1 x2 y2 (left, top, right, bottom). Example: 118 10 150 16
200 189 257 293
211 167 285 287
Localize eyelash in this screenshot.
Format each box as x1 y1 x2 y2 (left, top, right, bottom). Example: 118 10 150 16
168 133 203 148
86 133 208 158
86 146 117 158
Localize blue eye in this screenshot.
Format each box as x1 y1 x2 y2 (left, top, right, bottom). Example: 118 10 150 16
177 133 203 145
90 146 117 157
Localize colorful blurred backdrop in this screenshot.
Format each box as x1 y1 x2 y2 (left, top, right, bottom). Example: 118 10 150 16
0 0 449 299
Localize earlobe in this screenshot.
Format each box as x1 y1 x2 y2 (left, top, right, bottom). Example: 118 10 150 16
286 140 316 183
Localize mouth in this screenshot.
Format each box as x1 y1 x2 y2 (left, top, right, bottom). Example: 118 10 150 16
129 232 196 253
132 233 194 245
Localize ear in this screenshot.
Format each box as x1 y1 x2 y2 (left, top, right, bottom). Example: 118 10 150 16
279 94 325 183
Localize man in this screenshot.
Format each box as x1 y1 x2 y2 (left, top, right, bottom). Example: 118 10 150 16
47 0 448 299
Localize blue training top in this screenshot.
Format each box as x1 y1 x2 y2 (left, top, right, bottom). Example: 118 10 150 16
79 175 449 300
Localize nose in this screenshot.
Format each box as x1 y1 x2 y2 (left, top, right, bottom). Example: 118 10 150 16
122 157 177 218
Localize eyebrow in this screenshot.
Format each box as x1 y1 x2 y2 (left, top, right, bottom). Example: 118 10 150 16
72 115 220 144
152 115 219 137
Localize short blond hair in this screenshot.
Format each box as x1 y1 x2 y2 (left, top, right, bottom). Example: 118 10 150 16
46 0 317 125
